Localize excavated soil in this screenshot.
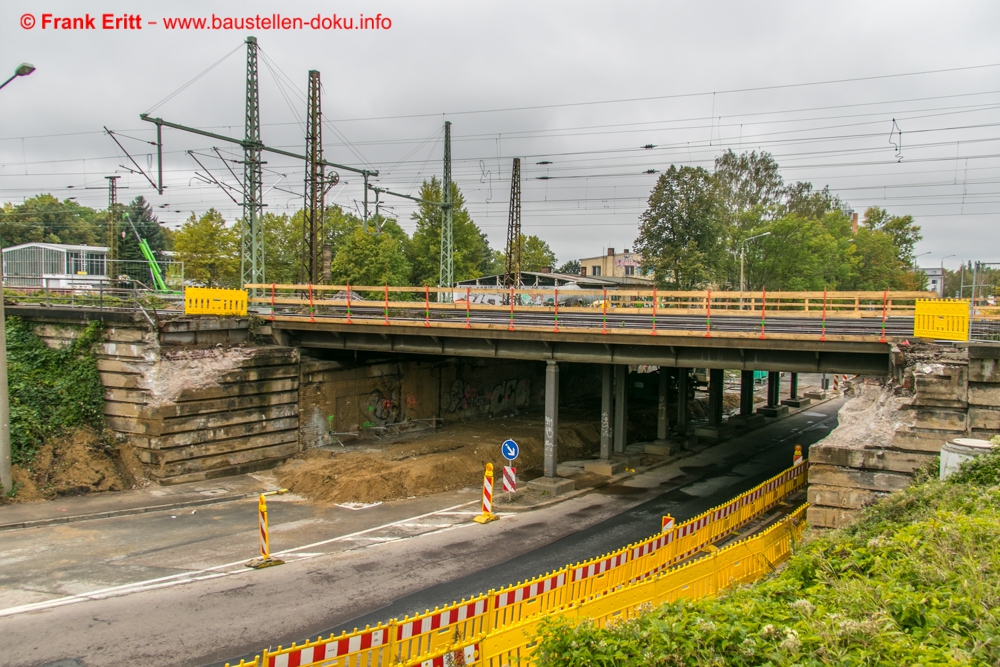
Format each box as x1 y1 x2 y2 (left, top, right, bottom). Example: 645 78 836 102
6 427 147 503
275 413 603 504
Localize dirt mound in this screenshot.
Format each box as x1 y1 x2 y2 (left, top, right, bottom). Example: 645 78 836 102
275 414 600 504
7 427 146 503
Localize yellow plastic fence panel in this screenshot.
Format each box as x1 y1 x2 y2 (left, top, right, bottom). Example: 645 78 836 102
184 287 248 316
914 298 969 341
474 505 808 667
261 624 392 667
394 595 491 665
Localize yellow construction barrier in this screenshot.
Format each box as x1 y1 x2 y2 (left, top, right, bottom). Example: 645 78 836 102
243 459 808 667
913 298 969 341
184 287 248 316
476 505 808 667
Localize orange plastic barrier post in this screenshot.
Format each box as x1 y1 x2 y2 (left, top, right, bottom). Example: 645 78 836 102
473 463 498 524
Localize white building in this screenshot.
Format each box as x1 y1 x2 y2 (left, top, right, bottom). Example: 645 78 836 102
917 266 944 297
2 242 110 289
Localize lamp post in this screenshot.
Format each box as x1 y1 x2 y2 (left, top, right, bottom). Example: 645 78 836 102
1 62 35 494
740 231 771 293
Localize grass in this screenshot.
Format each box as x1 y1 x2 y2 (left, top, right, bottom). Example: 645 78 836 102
534 450 1000 666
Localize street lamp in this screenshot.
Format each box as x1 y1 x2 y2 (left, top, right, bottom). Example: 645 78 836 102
0 63 35 92
740 231 771 293
913 251 931 268
0 62 35 494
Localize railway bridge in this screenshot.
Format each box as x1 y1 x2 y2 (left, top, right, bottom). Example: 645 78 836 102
252 284 931 493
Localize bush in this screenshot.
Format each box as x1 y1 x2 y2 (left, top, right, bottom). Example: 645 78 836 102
534 451 1000 666
6 318 105 464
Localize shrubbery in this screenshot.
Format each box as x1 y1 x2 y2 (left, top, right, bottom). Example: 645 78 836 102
535 449 1000 666
6 317 104 465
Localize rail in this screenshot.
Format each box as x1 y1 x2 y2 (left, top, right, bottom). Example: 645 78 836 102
2 281 178 318
232 457 808 667
246 285 936 342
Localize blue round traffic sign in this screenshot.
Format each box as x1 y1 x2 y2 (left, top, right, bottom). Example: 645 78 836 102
501 439 519 461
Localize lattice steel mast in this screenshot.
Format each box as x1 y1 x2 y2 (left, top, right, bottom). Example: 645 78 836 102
242 36 265 292
503 158 522 288
439 120 453 291
302 69 324 284
105 176 120 270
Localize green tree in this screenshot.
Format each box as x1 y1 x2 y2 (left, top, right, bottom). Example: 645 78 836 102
329 226 411 288
407 177 492 285
173 209 239 287
714 150 784 225
521 235 557 272
262 212 301 284
862 206 922 264
116 196 169 284
0 194 100 248
745 215 842 291
634 165 722 288
783 182 842 219
557 259 581 275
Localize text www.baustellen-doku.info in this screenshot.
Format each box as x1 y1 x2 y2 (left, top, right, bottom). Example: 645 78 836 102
18 12 393 31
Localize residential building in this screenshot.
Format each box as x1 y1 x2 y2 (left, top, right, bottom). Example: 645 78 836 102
578 248 643 279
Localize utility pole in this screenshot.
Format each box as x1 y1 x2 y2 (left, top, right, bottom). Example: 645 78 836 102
439 120 453 295
242 36 265 294
504 157 522 288
105 176 120 275
302 69 323 284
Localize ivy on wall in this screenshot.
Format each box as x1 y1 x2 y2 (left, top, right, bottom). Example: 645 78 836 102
6 318 105 464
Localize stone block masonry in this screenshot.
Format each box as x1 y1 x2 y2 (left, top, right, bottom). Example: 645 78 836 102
807 342 1000 529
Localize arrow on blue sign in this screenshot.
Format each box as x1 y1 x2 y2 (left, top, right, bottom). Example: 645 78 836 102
501 439 519 461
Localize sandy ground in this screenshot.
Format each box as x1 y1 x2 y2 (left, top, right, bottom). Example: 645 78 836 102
275 392 747 506
6 427 146 503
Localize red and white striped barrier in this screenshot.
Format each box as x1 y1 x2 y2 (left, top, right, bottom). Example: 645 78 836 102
397 600 487 640
494 572 566 608
473 463 498 524
268 628 386 667
661 515 675 534
502 466 516 493
572 552 628 581
793 445 804 466
419 643 479 666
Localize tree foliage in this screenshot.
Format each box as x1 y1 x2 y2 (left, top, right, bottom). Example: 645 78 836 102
329 225 411 288
173 209 239 288
635 151 925 291
407 177 492 285
634 165 723 289
521 234 557 272
0 194 101 247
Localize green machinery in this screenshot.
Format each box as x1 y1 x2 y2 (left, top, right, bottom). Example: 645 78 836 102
123 213 168 292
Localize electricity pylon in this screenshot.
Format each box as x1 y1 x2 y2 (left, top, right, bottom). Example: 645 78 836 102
503 158 521 288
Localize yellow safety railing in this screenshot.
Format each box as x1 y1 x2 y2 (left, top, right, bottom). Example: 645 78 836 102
913 298 969 341
184 287 248 316
237 459 808 667
475 504 808 667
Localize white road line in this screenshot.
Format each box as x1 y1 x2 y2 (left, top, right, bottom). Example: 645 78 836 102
0 499 479 618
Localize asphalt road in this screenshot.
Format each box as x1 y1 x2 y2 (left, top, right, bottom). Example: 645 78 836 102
0 397 843 667
214 396 845 666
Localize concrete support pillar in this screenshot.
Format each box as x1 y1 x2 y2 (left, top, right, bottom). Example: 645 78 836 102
657 369 669 440
789 372 799 400
740 370 755 416
708 368 724 426
676 368 689 433
613 364 627 454
767 371 781 408
544 361 559 477
600 364 613 460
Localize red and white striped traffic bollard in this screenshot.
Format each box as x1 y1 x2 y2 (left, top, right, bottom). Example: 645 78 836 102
793 445 804 466
473 463 498 524
661 514 675 534
246 489 287 569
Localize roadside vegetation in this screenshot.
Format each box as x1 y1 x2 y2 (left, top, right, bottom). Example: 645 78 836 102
534 449 1000 666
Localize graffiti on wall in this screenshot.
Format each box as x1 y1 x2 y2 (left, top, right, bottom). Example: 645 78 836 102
447 377 530 414
366 388 400 425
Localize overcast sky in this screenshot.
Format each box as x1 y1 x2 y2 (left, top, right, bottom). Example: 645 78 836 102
3 1 999 270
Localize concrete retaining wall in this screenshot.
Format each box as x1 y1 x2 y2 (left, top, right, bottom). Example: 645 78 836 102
807 343 1000 528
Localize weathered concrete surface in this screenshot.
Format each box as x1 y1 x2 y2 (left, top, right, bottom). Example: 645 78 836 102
807 342 1000 529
